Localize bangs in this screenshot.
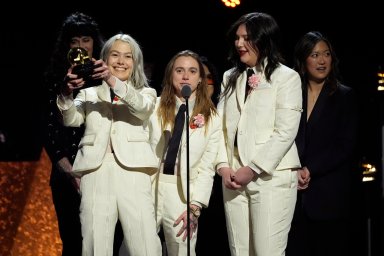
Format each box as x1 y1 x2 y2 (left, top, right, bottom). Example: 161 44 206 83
65 23 97 38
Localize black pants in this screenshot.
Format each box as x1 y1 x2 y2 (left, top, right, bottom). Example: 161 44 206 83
286 196 365 256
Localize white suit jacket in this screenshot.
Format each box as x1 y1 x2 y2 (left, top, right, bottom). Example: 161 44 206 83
57 80 158 177
216 64 302 175
149 98 223 207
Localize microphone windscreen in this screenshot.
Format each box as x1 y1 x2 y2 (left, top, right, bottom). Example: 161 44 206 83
181 84 192 98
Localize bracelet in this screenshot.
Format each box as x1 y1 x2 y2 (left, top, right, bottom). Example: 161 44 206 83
190 205 201 218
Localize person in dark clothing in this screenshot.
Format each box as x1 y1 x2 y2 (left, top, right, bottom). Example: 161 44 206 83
286 31 363 256
43 12 123 255
196 55 230 256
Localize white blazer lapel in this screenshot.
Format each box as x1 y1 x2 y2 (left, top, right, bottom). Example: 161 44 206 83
236 71 248 109
97 82 112 102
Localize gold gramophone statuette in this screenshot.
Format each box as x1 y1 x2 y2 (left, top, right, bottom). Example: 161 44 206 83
67 47 91 66
67 47 94 80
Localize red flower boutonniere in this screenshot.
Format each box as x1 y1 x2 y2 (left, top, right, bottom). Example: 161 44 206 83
113 96 119 101
248 74 261 92
190 114 205 129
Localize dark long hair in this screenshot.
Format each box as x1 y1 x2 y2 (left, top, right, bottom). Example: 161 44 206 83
293 31 340 94
223 12 284 97
45 12 104 86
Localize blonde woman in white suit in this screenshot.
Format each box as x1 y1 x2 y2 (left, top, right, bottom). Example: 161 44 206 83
149 50 223 256
57 33 161 256
216 13 303 256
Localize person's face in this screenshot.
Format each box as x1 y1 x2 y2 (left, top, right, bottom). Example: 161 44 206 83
235 24 258 67
106 40 133 81
305 40 332 83
172 56 201 99
70 36 94 58
203 64 214 98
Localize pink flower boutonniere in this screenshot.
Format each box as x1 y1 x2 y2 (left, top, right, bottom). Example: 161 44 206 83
190 114 205 129
248 74 261 91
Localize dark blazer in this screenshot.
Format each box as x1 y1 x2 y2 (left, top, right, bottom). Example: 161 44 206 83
296 83 358 220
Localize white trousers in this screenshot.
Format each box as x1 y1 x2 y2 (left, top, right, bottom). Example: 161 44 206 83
223 152 297 256
154 173 197 256
80 153 161 256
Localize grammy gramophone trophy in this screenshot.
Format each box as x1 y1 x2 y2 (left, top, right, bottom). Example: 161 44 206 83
67 47 100 85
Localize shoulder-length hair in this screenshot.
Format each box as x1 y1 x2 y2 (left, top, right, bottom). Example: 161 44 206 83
158 50 217 132
293 31 340 94
100 33 149 89
223 12 284 97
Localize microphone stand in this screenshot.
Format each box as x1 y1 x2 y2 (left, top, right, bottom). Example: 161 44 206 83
185 97 191 256
181 85 191 256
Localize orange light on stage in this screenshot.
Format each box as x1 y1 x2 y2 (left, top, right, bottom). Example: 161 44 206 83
222 0 240 8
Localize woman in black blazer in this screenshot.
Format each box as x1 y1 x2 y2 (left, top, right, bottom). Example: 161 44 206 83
286 31 363 256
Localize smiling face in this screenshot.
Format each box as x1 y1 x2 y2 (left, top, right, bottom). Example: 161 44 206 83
172 56 201 99
306 40 332 83
106 40 133 81
235 24 258 67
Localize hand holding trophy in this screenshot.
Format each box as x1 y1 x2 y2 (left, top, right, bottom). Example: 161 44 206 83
67 47 101 87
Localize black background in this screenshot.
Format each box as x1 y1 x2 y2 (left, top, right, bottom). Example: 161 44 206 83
0 1 383 254
1 0 383 167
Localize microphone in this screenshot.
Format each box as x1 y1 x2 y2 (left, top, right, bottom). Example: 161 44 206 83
181 84 192 99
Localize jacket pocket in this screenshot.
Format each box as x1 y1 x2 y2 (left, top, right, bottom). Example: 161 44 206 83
79 134 96 147
127 130 148 142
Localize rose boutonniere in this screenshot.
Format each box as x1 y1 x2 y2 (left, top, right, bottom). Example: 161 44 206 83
190 114 205 129
248 74 261 92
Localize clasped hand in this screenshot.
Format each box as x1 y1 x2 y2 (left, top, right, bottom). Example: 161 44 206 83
219 166 256 190
297 166 310 190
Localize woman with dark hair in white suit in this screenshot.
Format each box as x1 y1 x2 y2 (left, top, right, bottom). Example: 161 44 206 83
216 12 302 256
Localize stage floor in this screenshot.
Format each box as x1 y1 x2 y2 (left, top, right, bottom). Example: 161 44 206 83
0 148 62 256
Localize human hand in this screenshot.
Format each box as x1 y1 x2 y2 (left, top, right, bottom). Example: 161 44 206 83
232 166 256 187
219 167 242 190
297 167 310 190
72 177 81 193
174 208 198 241
57 157 80 193
61 66 85 95
92 59 112 82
